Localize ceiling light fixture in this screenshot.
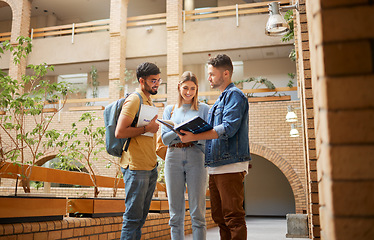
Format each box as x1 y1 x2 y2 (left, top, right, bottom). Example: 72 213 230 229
286 105 298 122
290 124 300 137
265 1 299 36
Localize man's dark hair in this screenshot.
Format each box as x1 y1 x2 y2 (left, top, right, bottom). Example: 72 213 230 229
207 54 233 76
136 62 161 82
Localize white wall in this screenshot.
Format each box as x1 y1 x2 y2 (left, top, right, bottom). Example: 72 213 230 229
244 154 295 216
27 31 110 66
182 57 297 102
183 14 289 53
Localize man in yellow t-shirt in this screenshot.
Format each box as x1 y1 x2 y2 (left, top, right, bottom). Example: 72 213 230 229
115 62 161 240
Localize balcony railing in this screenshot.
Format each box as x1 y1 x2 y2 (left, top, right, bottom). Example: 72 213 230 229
34 86 298 113
184 0 289 20
0 0 290 42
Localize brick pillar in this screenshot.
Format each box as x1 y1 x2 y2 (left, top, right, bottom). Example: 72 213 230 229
166 0 183 105
109 0 129 102
7 0 31 82
294 0 320 239
306 1 374 240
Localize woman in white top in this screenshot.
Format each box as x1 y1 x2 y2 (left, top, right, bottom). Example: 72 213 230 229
161 71 210 240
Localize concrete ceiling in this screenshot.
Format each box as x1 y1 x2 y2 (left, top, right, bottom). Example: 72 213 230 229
0 0 271 22
0 0 110 22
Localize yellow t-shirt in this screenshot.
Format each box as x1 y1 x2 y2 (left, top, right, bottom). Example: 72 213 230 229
119 89 157 170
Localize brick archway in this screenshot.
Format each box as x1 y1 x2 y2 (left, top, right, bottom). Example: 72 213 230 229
0 0 15 20
250 143 306 213
0 0 13 8
1 0 31 80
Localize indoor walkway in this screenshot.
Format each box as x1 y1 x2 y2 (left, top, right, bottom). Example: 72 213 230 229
185 217 308 240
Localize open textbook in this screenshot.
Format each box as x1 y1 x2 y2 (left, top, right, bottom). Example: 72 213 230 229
157 116 213 136
137 104 159 137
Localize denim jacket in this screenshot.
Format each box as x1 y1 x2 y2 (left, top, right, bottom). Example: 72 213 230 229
205 83 251 167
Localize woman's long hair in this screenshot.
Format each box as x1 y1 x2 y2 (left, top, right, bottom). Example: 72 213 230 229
177 71 199 110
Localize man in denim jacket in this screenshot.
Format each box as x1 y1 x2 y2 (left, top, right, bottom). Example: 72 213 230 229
179 54 251 240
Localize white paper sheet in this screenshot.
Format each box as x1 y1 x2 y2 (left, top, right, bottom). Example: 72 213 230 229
137 104 159 137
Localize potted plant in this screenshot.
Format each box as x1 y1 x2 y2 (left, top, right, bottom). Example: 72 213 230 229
0 36 71 223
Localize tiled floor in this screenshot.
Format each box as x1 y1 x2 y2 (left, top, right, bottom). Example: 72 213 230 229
185 217 308 240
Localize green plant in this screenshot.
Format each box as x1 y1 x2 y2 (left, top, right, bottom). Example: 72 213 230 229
57 112 106 197
157 156 165 183
281 10 297 84
234 76 276 97
105 160 122 197
0 36 72 193
30 181 44 190
288 48 296 62
87 66 99 106
117 69 137 92
281 10 294 43
287 73 295 88
125 69 137 84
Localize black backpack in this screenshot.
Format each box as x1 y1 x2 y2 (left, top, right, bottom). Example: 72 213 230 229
103 92 142 157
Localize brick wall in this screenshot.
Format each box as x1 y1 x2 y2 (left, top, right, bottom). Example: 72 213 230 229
249 100 306 214
305 1 374 240
294 0 320 238
0 209 216 240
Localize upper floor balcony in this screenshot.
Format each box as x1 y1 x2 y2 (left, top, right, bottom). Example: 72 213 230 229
0 0 293 69
0 0 296 109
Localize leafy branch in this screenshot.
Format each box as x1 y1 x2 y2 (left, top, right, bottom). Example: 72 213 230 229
87 66 99 106
234 76 277 97
0 36 73 193
287 73 295 88
281 10 294 43
281 10 296 86
57 112 106 198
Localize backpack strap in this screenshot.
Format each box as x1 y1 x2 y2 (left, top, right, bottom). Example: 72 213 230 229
123 92 143 152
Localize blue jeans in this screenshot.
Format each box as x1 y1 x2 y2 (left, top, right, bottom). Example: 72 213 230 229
120 166 158 240
165 146 207 240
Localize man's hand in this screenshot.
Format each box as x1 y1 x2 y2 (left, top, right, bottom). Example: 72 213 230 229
178 128 219 143
178 130 196 143
146 115 159 133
